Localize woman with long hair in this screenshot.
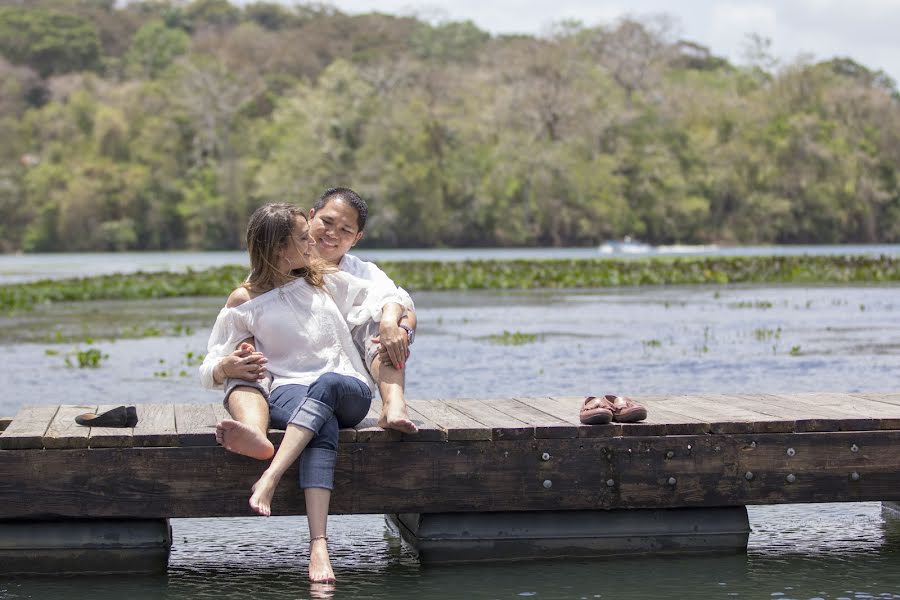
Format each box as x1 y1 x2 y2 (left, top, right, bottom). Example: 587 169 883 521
200 203 403 583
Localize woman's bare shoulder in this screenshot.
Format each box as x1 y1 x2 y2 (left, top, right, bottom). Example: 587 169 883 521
226 286 252 308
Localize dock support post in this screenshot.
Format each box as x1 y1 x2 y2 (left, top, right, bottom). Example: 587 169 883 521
386 507 750 563
0 519 172 574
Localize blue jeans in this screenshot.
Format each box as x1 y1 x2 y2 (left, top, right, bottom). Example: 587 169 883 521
267 373 372 490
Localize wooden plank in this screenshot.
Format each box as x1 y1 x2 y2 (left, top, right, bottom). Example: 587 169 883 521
851 392 900 407
790 392 900 418
733 394 879 432
132 404 177 447
42 405 96 449
0 405 60 450
765 393 884 431
494 398 576 439
636 399 711 435
408 400 492 441
6 430 900 519
401 404 446 442
445 399 534 441
649 395 784 434
87 404 135 448
173 403 218 447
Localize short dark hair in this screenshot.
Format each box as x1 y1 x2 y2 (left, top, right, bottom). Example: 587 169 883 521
313 187 368 232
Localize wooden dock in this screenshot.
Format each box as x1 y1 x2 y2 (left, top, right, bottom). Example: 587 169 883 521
2 393 900 520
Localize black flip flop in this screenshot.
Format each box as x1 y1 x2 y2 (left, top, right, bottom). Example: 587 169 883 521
75 406 138 427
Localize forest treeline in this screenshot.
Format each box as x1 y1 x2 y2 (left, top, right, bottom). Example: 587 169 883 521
1 0 899 252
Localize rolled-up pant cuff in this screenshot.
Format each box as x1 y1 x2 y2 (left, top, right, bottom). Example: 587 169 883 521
288 397 333 433
299 447 337 489
223 377 269 410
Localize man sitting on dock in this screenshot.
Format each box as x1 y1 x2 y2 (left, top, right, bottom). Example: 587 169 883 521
214 188 418 459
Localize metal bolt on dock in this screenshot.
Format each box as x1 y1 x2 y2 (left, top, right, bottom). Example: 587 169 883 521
542 480 552 489
787 447 796 456
667 477 677 486
744 471 754 481
850 444 859 453
786 474 796 483
851 472 860 481
541 452 551 461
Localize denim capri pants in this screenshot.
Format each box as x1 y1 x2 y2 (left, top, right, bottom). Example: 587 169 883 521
267 372 372 490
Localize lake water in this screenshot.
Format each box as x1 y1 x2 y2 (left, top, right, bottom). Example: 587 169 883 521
2 244 900 284
2 252 900 599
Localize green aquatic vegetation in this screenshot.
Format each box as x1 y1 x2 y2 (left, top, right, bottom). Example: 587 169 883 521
64 347 108 368
754 327 783 341
484 331 540 345
642 339 662 348
3 256 900 312
155 349 206 378
44 348 59 356
789 345 802 356
728 300 774 309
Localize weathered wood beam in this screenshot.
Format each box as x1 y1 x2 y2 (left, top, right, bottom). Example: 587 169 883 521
2 431 900 520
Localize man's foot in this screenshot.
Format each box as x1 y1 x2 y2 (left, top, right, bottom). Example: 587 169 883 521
309 537 336 583
216 419 275 460
378 405 418 434
249 472 278 517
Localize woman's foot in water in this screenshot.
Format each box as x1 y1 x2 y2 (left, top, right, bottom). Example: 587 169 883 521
309 537 336 583
216 419 275 460
249 472 279 516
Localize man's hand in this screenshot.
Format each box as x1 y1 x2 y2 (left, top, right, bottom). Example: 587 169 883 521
373 322 408 370
214 342 268 383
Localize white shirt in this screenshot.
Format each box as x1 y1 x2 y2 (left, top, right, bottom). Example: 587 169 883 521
200 271 401 394
338 253 415 312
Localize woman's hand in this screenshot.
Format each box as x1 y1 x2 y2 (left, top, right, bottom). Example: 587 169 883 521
215 342 268 382
373 322 409 370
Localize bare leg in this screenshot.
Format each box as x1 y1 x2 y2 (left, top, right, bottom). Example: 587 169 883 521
305 487 336 583
249 423 315 516
371 359 417 434
216 386 275 460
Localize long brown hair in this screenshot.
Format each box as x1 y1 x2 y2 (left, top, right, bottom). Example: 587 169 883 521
244 203 334 292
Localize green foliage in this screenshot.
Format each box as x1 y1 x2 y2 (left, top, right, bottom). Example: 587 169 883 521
2 3 900 251
126 20 189 78
0 7 101 76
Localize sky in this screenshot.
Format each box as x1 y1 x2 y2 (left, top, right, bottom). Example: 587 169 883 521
309 0 900 86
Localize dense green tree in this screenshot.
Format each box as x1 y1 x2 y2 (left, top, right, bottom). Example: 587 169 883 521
0 6 101 76
1 2 899 251
125 20 189 78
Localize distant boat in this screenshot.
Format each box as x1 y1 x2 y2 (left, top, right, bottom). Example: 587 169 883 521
597 236 653 255
598 237 720 256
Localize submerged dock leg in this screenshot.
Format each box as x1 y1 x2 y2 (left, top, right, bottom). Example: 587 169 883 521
0 519 172 574
386 507 750 563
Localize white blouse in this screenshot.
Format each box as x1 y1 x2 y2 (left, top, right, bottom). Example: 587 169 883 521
200 271 401 393
339 253 415 312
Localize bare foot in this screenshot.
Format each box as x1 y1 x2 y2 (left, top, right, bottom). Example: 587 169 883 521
249 473 277 517
309 538 336 583
378 405 418 434
217 419 274 460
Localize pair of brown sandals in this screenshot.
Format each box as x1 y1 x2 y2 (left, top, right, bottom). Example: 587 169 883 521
580 395 647 425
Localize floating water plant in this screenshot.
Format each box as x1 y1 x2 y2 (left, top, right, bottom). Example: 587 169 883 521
3 255 900 312
484 331 540 345
64 347 108 368
754 327 783 341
